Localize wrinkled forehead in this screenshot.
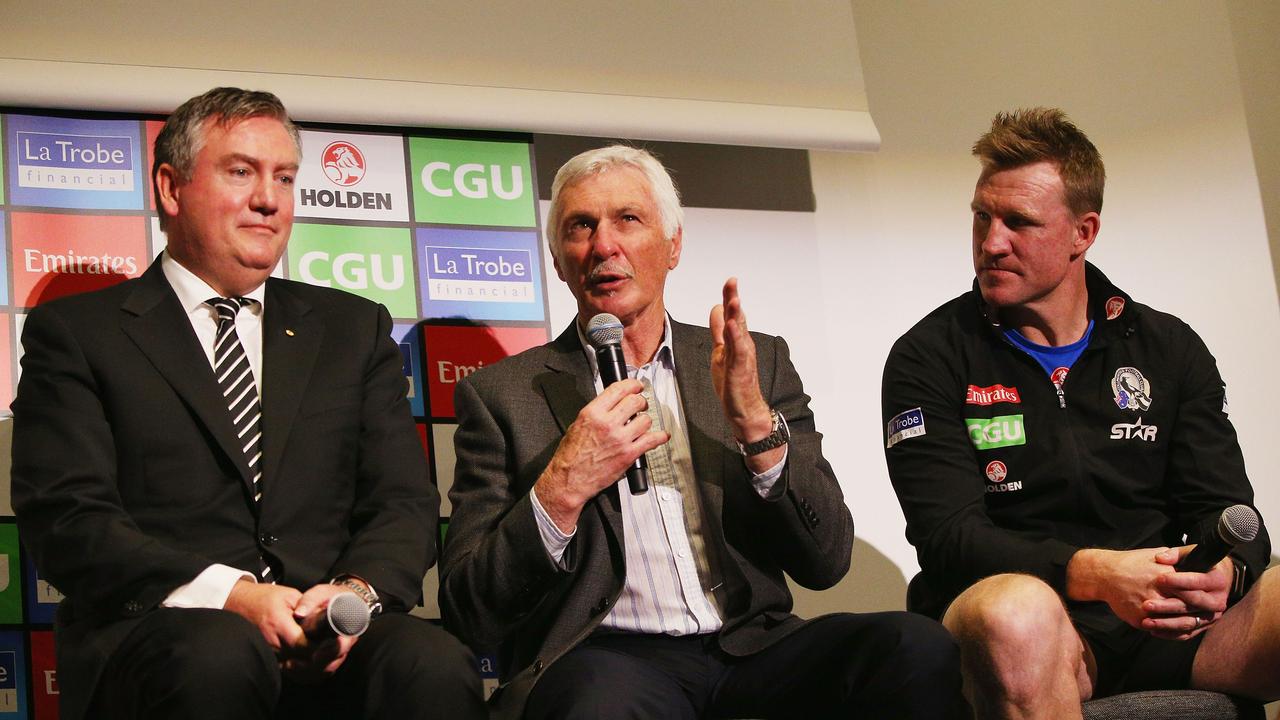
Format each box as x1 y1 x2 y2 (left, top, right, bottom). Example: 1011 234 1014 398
973 161 1068 209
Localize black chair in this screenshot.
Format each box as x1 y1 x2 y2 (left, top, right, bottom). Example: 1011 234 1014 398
1082 690 1266 720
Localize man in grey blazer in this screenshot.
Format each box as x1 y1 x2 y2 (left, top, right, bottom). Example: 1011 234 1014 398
11 87 483 720
441 145 960 719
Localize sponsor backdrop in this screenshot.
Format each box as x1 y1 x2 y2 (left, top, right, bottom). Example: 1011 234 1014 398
0 107 554 713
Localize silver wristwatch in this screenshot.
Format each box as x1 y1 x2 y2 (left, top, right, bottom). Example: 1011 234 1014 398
736 409 789 456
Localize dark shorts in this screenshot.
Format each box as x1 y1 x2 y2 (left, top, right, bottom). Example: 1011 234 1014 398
1070 603 1205 698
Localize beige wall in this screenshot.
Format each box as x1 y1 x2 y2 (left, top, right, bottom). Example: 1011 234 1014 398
810 0 1277 713
1227 0 1280 303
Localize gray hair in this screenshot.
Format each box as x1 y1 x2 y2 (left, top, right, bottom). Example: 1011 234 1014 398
152 87 300 228
545 145 683 255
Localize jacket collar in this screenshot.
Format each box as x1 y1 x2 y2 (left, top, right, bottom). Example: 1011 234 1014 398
970 261 1140 348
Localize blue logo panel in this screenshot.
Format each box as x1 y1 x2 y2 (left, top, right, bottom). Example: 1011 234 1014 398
22 554 60 625
417 228 544 321
6 115 144 210
392 322 426 418
0 632 28 716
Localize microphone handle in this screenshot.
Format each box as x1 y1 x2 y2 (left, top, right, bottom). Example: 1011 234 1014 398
1175 531 1233 573
595 344 649 495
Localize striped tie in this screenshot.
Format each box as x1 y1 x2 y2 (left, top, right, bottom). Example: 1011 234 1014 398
207 297 273 583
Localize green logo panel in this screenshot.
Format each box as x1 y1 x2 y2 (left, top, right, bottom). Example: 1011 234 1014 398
0 525 21 623
288 224 418 318
966 414 1026 450
410 138 534 227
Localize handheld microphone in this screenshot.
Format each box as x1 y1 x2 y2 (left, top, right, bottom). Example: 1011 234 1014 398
1175 504 1260 573
587 313 649 495
300 591 371 640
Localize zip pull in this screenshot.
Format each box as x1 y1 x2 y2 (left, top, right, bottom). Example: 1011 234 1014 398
1055 383 1067 409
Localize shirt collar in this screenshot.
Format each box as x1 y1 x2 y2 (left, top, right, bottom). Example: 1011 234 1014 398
575 315 675 377
161 251 266 315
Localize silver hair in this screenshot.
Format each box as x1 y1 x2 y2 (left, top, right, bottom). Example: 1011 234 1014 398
545 145 683 255
152 87 300 229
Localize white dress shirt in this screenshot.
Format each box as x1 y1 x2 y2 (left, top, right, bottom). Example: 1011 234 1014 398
158 252 265 609
530 318 786 636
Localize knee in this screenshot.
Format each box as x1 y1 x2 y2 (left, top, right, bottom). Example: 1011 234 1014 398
356 614 480 692
130 609 278 699
944 574 1069 656
865 611 960 679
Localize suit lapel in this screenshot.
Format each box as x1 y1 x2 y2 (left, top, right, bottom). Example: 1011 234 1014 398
120 263 254 488
259 279 323 494
537 324 594 432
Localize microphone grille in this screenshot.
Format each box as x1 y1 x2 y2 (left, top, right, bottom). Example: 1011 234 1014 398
1218 504 1260 545
587 313 624 347
327 592 372 637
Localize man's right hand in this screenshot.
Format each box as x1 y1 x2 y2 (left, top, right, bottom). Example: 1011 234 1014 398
533 378 669 534
224 579 306 656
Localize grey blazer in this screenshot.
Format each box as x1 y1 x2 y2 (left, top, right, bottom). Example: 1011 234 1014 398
440 318 853 718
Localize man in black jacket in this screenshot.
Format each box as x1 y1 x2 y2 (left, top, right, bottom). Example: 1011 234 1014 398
882 107 1278 718
11 87 483 720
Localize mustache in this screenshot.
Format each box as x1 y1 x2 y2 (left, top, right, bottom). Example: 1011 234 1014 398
588 262 635 282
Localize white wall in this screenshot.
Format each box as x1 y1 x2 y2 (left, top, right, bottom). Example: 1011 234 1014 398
545 3 1280 625
823 0 1280 582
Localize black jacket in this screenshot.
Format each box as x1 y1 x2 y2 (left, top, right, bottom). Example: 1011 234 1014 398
881 263 1270 622
11 262 436 720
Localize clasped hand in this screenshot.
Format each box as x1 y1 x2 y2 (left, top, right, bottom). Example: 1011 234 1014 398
1076 545 1232 641
224 580 359 682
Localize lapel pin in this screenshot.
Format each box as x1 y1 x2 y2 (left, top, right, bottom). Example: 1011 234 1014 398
285 329 295 337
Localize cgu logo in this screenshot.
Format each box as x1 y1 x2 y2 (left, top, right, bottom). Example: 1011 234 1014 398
965 414 1027 450
421 162 524 200
298 251 404 290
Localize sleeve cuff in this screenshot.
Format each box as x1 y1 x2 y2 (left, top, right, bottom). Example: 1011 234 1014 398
530 487 576 568
162 564 256 609
749 446 788 500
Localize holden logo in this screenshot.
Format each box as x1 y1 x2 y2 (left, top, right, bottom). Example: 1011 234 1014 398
322 141 366 187
985 460 1007 483
1105 296 1126 320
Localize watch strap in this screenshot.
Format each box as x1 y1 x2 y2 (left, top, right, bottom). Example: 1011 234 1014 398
738 409 789 456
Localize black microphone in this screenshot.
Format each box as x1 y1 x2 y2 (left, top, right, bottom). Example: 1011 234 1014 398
587 313 649 495
1175 504 1260 573
300 591 371 640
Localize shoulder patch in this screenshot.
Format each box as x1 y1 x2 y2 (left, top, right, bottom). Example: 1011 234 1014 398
887 408 926 449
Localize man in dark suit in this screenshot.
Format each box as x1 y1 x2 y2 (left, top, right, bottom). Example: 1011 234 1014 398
11 87 484 720
440 145 960 719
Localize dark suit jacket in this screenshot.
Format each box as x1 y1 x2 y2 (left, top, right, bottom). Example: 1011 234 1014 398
10 261 437 720
440 319 852 718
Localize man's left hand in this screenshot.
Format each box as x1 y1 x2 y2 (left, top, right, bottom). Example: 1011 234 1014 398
711 277 782 473
282 583 362 683
1139 547 1232 640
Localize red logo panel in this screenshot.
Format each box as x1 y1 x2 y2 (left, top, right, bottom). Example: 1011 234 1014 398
425 325 548 418
30 630 59 720
145 120 163 212
11 213 146 306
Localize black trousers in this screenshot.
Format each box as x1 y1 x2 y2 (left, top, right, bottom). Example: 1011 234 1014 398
91 608 486 720
524 611 962 719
